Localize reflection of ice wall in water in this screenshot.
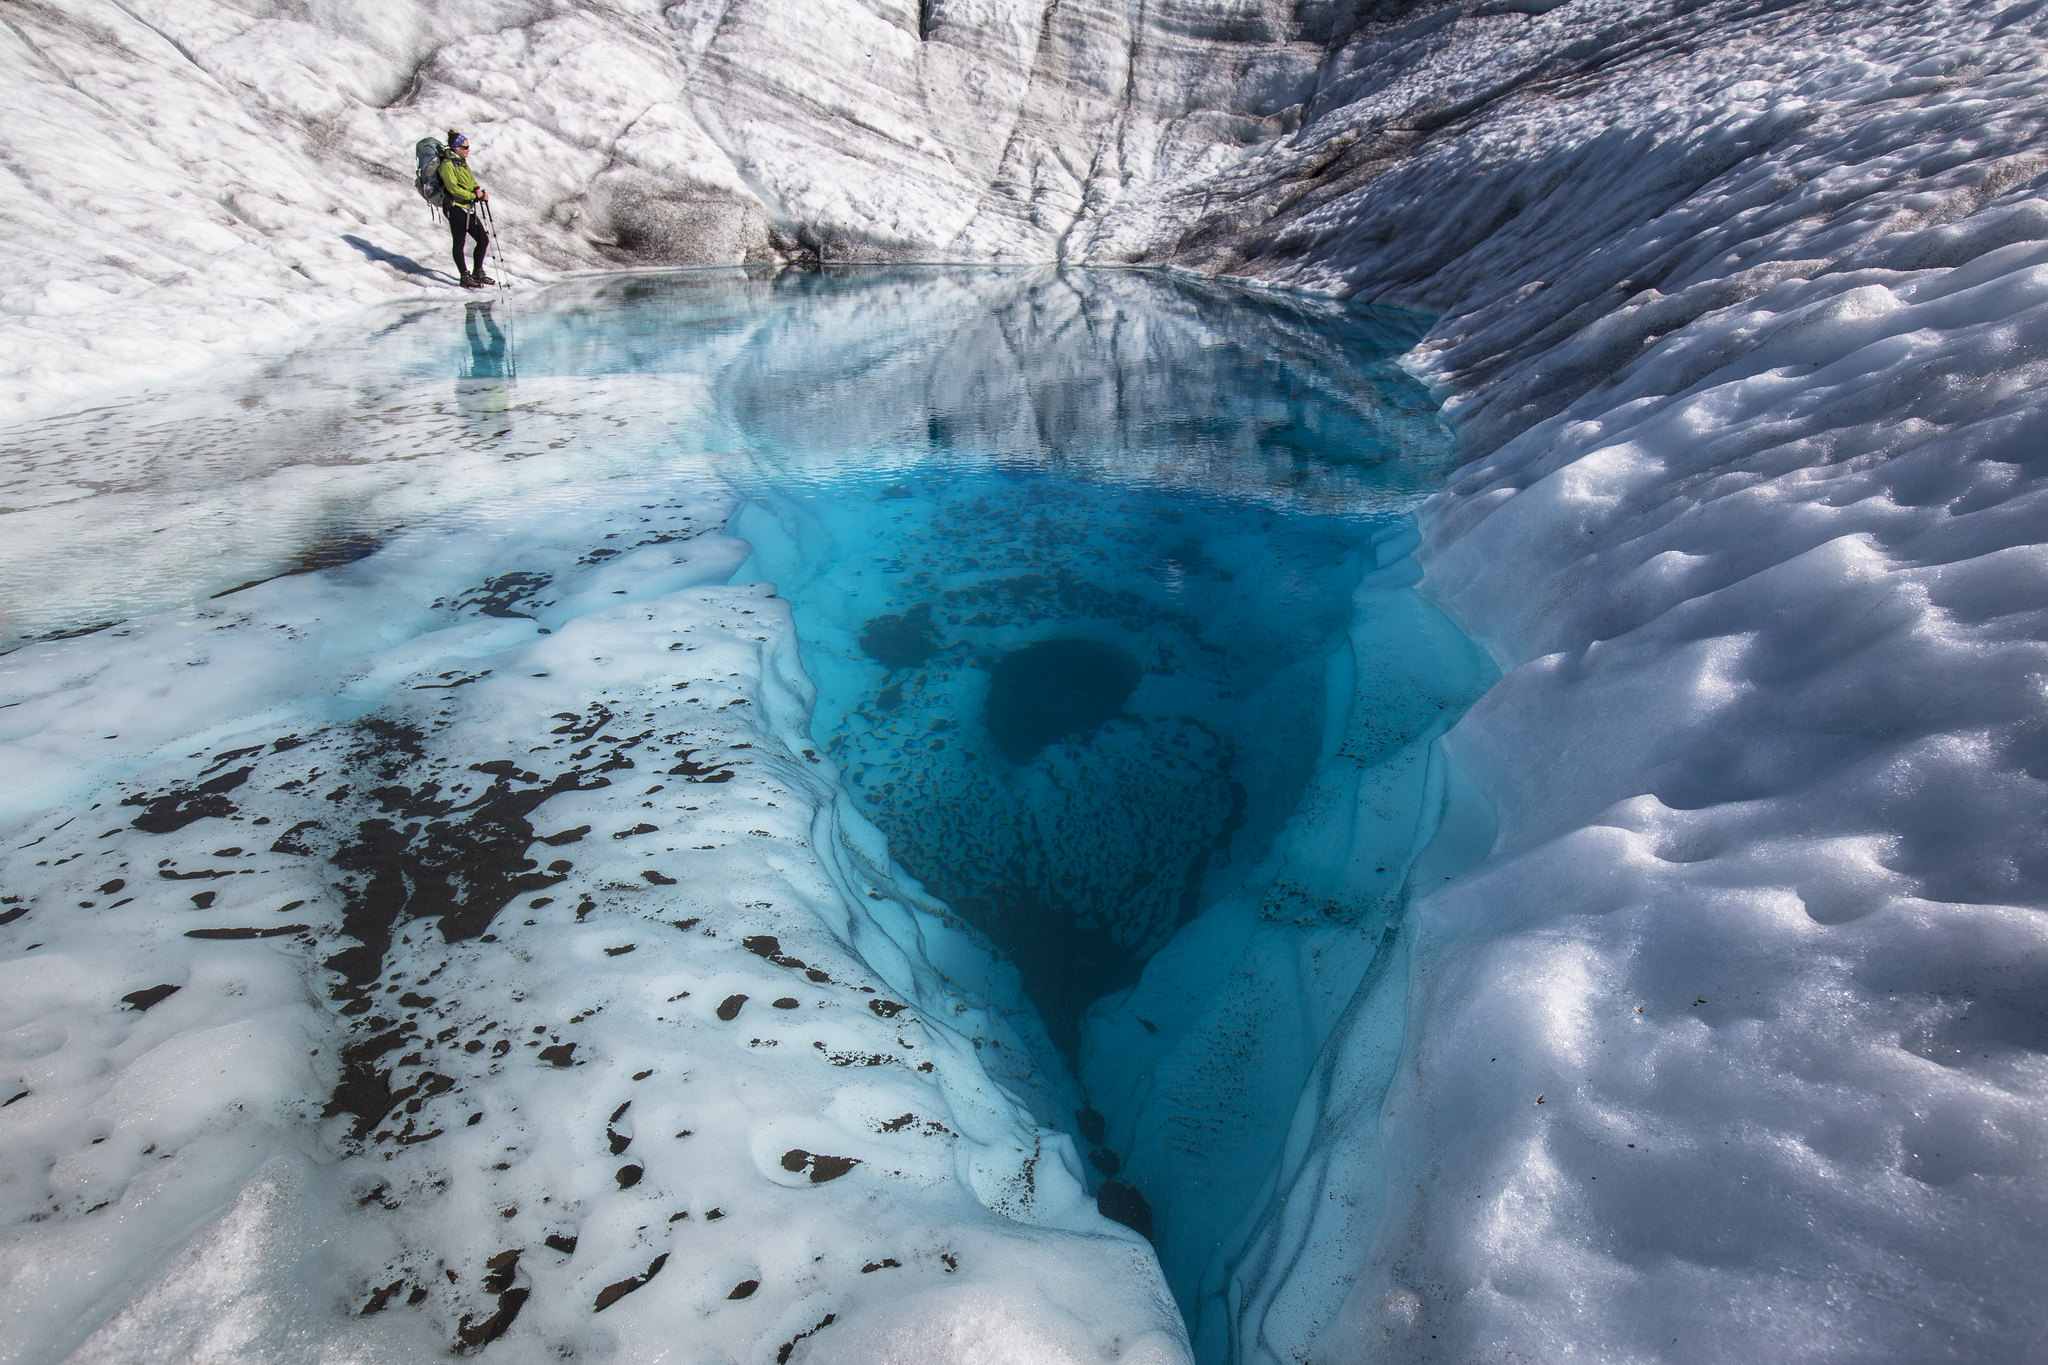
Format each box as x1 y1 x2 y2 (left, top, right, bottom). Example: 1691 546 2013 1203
711 270 1445 496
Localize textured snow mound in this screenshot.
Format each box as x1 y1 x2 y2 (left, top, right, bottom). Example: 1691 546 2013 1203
1115 2 2048 1361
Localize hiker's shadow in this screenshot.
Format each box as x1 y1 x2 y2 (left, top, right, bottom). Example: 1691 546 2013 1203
342 234 457 286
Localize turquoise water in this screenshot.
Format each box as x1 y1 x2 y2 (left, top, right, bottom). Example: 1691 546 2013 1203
690 269 1463 1051
681 271 1495 1337
2 268 1493 1348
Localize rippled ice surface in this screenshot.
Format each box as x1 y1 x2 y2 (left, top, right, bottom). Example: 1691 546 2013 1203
0 268 1491 1360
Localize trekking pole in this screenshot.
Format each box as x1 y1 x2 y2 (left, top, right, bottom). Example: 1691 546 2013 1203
482 199 512 294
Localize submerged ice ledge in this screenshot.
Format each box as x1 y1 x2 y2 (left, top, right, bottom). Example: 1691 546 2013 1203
0 477 1188 1364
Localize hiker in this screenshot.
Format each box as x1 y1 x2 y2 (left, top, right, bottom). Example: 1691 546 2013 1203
438 132 494 289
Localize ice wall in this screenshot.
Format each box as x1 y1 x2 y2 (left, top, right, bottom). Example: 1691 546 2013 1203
0 0 1330 423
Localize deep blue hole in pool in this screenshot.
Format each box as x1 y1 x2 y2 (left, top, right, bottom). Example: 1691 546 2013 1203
981 638 1143 766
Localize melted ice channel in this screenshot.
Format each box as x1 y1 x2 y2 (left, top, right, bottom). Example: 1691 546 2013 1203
0 268 1491 1364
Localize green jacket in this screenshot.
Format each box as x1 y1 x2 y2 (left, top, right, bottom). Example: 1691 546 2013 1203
438 153 480 210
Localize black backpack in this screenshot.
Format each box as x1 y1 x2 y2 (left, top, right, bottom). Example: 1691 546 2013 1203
414 138 451 209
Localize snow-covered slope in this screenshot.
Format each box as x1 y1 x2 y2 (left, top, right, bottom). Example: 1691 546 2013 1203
6 0 2048 1362
1102 1 2048 1360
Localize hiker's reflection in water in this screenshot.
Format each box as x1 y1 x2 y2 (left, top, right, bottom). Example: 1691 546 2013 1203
457 300 513 436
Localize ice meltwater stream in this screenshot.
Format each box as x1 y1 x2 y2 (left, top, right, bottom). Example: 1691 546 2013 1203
0 268 1494 1363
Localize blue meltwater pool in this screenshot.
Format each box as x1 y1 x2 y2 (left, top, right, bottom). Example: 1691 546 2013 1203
704 270 1499 1343
0 267 1495 1359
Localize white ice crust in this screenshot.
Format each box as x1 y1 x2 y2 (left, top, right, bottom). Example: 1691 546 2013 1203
6 0 2048 1361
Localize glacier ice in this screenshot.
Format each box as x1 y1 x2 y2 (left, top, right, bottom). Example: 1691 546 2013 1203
6 0 2048 1360
1162 6 2048 1360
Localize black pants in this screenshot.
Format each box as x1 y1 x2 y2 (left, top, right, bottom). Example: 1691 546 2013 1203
448 205 489 277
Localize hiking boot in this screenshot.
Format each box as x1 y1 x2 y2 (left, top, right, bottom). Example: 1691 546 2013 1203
472 271 497 286
458 271 481 289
